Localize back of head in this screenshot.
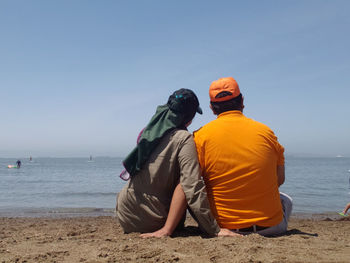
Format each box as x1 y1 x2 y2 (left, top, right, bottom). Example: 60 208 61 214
122 88 202 176
209 77 243 115
167 88 202 126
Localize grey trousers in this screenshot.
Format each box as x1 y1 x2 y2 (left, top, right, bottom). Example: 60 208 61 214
256 192 293 236
235 192 293 236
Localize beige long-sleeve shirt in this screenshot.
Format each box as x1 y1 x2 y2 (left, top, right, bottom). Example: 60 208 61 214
116 129 220 236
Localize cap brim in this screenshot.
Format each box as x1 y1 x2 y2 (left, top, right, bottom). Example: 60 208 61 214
197 106 203 114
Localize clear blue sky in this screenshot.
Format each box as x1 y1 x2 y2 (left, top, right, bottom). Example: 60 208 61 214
1 0 349 158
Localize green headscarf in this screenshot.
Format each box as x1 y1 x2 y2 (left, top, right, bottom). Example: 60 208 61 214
122 88 202 177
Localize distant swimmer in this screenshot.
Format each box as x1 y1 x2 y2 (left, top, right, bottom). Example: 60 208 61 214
16 160 21 168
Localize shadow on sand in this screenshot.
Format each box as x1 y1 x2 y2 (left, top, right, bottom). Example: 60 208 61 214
285 229 318 237
172 226 319 238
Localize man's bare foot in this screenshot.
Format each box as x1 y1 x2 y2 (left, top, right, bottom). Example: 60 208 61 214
140 228 172 238
217 228 243 237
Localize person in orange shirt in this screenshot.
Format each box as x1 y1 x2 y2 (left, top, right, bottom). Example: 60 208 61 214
194 77 293 236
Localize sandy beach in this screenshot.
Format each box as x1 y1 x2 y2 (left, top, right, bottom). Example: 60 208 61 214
0 214 349 263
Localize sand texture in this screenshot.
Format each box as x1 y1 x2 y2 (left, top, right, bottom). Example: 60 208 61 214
0 215 349 263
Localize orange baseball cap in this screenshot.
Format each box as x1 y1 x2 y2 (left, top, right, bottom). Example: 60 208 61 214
209 77 240 102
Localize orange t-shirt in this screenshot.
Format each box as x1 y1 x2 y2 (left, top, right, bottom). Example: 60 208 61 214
194 111 284 229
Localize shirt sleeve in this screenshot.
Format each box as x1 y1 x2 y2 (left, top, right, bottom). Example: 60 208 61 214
266 128 285 166
193 130 205 173
178 133 220 236
276 142 285 166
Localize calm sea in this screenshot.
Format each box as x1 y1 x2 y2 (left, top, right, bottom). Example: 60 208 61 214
0 156 349 217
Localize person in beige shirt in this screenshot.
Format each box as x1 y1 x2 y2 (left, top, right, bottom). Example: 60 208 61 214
117 89 239 238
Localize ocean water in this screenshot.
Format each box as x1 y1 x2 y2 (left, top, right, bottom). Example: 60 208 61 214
0 157 127 217
0 156 349 217
281 156 350 214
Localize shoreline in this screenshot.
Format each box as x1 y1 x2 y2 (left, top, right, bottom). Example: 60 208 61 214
0 215 349 262
0 206 347 220
0 207 116 218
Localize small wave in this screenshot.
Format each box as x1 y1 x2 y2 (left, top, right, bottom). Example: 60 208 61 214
48 207 114 214
54 192 116 197
0 207 115 218
20 180 75 184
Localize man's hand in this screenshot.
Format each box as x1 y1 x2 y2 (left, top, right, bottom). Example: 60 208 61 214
217 228 242 237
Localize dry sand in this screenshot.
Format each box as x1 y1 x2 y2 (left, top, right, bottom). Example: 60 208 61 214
0 215 349 263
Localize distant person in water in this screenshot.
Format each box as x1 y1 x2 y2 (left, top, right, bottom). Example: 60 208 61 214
16 160 21 168
342 203 350 215
116 88 238 238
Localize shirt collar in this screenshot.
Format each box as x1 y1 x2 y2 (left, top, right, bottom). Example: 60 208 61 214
217 110 243 118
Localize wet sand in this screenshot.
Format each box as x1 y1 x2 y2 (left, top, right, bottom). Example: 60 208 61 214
0 214 349 263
